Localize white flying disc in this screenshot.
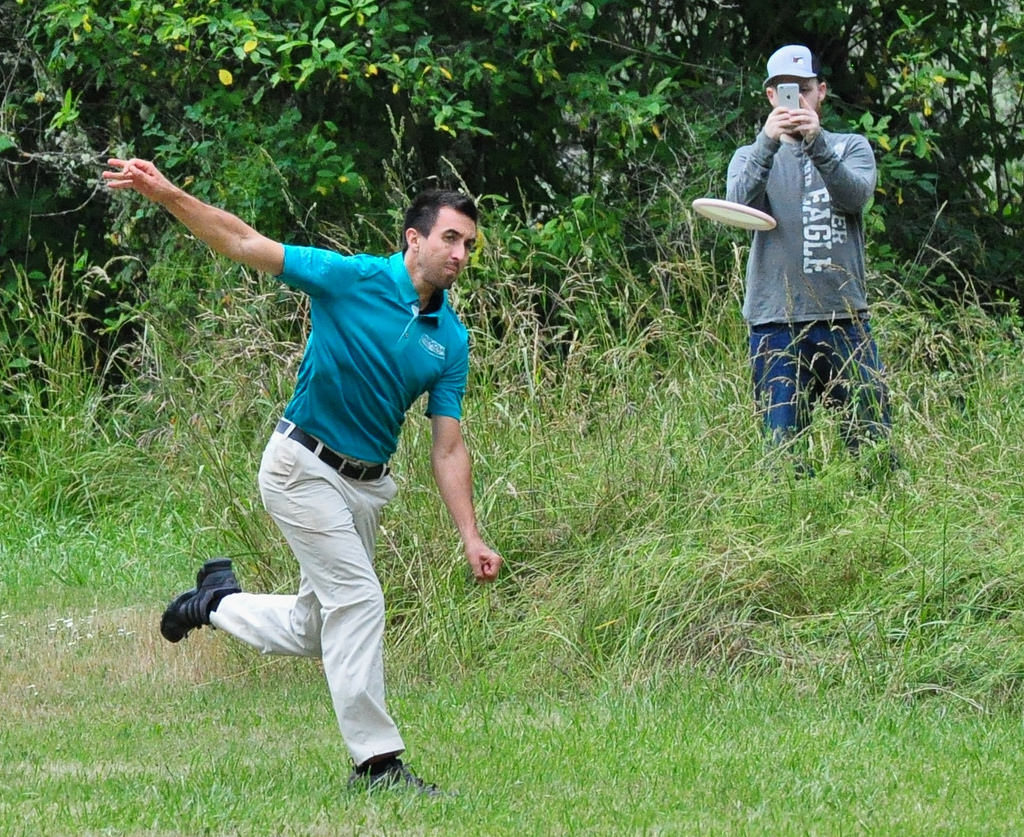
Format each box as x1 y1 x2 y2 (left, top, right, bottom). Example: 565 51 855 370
692 198 777 231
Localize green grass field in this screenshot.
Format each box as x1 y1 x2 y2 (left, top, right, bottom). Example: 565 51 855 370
3 248 1024 834
4 597 1024 835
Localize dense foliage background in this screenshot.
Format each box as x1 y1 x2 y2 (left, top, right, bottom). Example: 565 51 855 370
2 1 1022 319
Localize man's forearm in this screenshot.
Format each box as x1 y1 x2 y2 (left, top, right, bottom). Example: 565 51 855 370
805 134 876 213
159 189 267 265
433 452 483 546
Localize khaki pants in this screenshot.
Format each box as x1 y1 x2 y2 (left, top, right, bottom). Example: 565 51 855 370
211 430 405 765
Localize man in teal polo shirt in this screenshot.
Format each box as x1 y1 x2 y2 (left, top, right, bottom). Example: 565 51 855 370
103 158 502 796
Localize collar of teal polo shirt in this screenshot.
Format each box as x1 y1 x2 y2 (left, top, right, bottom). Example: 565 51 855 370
390 251 445 316
390 251 445 342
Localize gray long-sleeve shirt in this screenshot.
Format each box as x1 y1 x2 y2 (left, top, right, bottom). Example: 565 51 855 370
726 129 877 325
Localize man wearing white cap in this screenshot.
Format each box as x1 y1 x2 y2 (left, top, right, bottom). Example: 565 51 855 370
727 44 892 468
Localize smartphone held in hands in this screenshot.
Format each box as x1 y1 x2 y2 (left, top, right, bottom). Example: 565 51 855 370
776 82 800 109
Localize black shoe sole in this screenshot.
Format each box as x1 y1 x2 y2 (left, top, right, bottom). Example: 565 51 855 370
159 559 241 644
160 589 197 643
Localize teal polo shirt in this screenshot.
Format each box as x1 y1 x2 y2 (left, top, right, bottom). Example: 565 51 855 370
277 246 469 464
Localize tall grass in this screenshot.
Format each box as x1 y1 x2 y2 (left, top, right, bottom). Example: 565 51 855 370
3 208 1024 713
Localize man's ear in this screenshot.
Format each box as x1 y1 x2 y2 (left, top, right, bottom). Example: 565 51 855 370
405 227 419 250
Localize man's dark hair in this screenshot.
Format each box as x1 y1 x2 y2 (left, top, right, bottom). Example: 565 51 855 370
402 190 478 252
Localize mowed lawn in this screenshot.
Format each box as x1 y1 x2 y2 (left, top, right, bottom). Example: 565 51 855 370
2 590 1023 836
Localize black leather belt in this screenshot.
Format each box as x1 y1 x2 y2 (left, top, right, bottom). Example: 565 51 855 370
275 419 390 480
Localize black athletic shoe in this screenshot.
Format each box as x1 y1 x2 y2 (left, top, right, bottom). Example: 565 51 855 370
347 758 443 797
159 558 241 643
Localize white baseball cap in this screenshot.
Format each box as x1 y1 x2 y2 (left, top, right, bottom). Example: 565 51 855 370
764 44 819 85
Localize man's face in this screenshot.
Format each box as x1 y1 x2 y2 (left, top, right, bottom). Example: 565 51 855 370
405 206 478 293
768 76 827 115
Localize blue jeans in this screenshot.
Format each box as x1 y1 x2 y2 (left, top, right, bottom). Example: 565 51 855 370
749 319 891 452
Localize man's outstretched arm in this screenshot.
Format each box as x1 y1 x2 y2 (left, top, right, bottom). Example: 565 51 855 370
103 158 284 276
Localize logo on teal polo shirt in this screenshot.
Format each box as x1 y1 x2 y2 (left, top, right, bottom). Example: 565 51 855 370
419 334 446 359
